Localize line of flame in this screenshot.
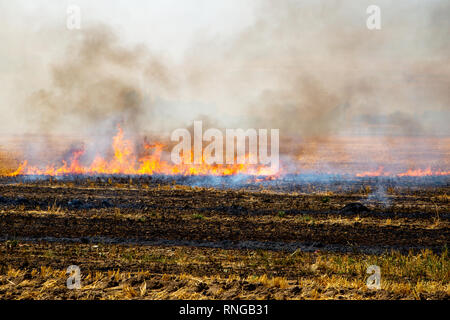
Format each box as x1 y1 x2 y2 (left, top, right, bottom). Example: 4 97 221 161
6 126 280 177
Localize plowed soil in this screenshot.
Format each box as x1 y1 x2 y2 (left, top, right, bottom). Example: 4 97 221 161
0 176 448 299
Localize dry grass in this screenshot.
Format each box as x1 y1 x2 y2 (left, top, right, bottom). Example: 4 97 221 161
0 179 448 300
1 242 448 300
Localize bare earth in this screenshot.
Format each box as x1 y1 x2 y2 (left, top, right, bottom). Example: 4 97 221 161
0 176 448 299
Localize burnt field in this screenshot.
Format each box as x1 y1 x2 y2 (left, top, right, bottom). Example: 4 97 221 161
0 175 449 300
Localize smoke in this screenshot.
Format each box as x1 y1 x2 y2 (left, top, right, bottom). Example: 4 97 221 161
177 0 450 172
20 25 178 138
0 0 449 172
364 184 392 208
179 0 450 140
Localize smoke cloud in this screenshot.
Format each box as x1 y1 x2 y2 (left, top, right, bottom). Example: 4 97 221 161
0 0 448 172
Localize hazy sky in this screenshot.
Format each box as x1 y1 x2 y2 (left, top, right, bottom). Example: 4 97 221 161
1 0 257 60
0 0 449 136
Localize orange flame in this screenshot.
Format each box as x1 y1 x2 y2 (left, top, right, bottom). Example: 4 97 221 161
397 168 450 177
4 128 449 178
356 166 449 177
356 166 391 177
7 126 279 177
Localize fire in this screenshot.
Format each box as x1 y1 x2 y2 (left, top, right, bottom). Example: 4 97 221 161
356 166 391 177
3 128 449 178
356 166 450 177
397 168 450 177
6 126 279 177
